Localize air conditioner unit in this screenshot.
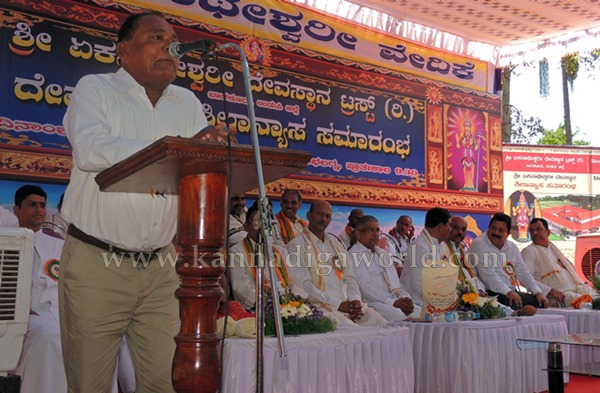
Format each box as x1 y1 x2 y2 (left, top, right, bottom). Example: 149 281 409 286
0 227 34 374
574 234 600 281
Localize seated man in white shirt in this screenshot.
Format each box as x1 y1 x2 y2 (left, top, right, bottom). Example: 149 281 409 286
338 208 364 249
388 215 414 262
400 207 453 307
521 218 595 307
275 189 307 244
11 185 67 393
286 200 387 327
228 194 248 246
470 213 549 310
446 215 485 293
349 215 419 321
10 185 133 393
229 202 306 309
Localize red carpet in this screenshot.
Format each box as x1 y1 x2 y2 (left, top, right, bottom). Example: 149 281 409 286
565 374 600 392
540 374 600 393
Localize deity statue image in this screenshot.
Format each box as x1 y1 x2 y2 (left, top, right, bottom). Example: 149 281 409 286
428 148 442 183
455 119 480 191
429 109 442 141
512 192 535 241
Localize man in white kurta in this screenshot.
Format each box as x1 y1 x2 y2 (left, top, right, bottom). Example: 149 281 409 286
470 213 549 310
446 215 486 293
275 189 307 244
229 203 306 309
400 208 453 307
349 216 420 321
389 215 414 263
286 201 387 327
11 185 67 393
11 186 129 393
521 218 595 307
338 208 364 249
228 194 248 246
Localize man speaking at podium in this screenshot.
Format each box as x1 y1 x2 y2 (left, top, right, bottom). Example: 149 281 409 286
59 12 232 393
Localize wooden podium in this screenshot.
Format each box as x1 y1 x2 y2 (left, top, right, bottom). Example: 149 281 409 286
96 136 311 393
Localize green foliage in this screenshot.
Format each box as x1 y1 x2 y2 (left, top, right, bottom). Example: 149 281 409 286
536 124 590 145
561 53 579 89
456 280 505 319
589 276 600 310
588 275 600 292
264 313 336 336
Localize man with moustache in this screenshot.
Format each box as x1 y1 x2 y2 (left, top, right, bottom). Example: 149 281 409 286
59 12 232 392
389 214 414 259
400 207 453 307
445 216 485 292
350 215 419 321
521 218 595 307
286 200 386 326
470 213 549 310
10 185 67 393
275 189 307 244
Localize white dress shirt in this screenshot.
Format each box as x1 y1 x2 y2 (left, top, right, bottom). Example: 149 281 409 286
349 242 418 321
470 233 541 295
62 68 207 251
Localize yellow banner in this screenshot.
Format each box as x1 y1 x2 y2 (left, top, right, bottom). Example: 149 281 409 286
116 0 490 91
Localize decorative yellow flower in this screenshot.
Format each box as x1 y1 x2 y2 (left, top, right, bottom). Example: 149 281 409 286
280 305 296 318
461 292 479 305
288 301 300 308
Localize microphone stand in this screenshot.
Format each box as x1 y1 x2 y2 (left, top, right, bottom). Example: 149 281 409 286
216 42 286 393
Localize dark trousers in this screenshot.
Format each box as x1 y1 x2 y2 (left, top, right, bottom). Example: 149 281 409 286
487 290 542 310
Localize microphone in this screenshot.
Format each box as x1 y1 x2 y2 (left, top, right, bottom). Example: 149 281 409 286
168 39 215 58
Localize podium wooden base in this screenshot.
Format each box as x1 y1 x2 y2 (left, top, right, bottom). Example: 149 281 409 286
96 136 311 393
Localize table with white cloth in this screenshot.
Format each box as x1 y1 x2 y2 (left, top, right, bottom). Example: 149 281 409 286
220 326 414 393
537 308 600 366
396 314 569 393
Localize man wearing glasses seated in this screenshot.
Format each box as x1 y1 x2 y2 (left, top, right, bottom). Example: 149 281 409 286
349 215 419 322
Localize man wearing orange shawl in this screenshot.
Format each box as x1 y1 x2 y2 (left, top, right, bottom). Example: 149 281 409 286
275 189 307 244
286 200 386 327
229 203 307 309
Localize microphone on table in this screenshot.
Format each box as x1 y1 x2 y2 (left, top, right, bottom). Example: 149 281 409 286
168 39 216 59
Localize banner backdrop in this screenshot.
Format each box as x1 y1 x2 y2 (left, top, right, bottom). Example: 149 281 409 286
118 0 491 92
0 0 502 214
503 144 600 281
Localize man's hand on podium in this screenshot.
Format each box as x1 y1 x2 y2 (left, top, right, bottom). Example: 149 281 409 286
193 122 237 143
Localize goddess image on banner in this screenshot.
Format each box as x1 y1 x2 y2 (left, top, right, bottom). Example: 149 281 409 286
504 190 541 242
446 107 488 193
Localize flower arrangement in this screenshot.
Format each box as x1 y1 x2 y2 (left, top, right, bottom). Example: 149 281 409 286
264 288 336 336
456 279 504 320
